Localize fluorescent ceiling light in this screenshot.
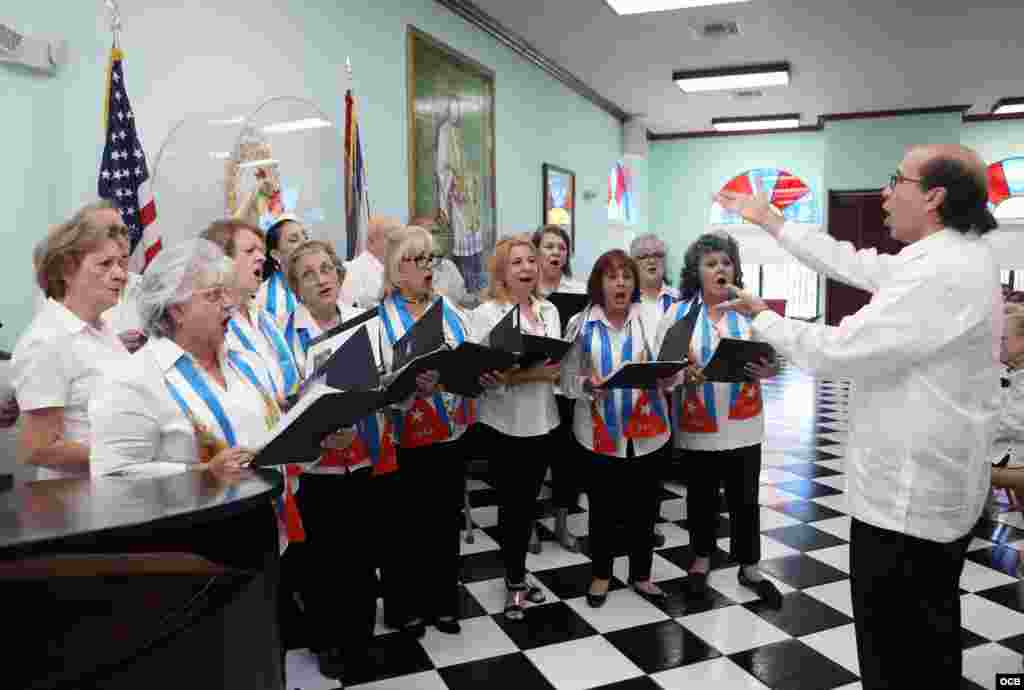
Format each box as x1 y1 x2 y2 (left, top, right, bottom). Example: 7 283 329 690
208 151 231 160
993 97 1024 115
237 158 279 169
260 118 333 134
712 114 801 131
675 62 789 93
607 0 750 15
208 116 245 125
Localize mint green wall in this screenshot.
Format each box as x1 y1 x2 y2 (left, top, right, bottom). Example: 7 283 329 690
3 0 622 347
648 130 826 279
824 112 963 191
961 119 1024 164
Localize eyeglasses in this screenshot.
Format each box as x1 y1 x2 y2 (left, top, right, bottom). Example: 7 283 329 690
299 262 341 286
635 252 665 262
403 253 443 269
196 286 234 305
889 172 923 188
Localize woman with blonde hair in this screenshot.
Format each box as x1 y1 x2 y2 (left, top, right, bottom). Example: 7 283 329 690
992 303 1024 496
474 233 562 618
12 201 133 479
378 225 501 636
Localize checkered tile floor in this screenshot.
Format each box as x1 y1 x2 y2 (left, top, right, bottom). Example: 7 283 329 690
286 364 1024 690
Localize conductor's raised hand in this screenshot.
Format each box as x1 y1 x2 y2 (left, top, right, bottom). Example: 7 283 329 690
718 284 769 319
713 189 784 235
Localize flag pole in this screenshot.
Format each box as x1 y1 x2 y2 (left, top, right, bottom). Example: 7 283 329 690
105 0 122 50
346 57 372 220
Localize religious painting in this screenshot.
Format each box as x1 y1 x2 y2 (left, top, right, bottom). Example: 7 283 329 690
542 163 575 254
407 27 496 295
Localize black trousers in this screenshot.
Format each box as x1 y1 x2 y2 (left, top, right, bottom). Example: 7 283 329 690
686 443 761 564
488 428 550 583
850 517 971 689
294 469 377 658
586 443 663 581
390 439 466 621
546 395 583 510
372 469 402 621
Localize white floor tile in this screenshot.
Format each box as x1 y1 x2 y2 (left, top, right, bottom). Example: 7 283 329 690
962 593 1024 640
811 493 849 513
651 657 770 689
459 529 501 556
464 576 559 615
612 553 687 584
662 480 687 497
811 474 846 491
285 649 341 690
806 544 850 573
566 589 670 633
803 580 854 617
970 537 995 551
654 521 692 549
718 535 800 561
799 623 860 675
418 615 519 668
678 604 791 654
470 505 498 529
349 670 450 690
962 642 1023 690
812 515 852 541
466 479 491 492
538 510 590 537
660 497 686 521
960 558 1019 592
525 636 644 690
759 506 804 530
704 565 795 604
759 467 807 484
525 542 591 572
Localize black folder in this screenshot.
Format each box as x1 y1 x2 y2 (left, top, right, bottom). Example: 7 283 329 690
251 388 384 466
596 361 687 389
657 315 694 363
518 334 574 369
392 299 445 370
547 292 589 337
306 306 380 351
487 306 524 355
701 338 776 383
322 326 380 392
439 342 519 397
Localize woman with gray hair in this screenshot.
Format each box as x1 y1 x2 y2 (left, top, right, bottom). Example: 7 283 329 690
11 201 133 479
655 231 780 606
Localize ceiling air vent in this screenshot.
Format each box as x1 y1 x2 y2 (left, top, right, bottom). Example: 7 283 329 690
693 20 741 40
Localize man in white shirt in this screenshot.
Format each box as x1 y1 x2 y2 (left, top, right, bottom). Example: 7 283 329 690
716 144 1001 690
339 215 400 308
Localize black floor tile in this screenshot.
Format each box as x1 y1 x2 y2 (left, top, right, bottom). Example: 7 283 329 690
590 676 663 690
645 576 735 617
996 632 1024 655
768 500 845 523
341 630 435 685
758 555 848 589
762 524 848 552
744 591 852 637
604 619 720 674
467 488 500 508
773 480 843 500
962 627 989 650
439 652 555 690
458 584 488 620
491 601 596 650
974 580 1024 613
658 544 735 572
729 639 859 690
460 550 509 584
678 516 733 539
780 463 842 480
532 563 626 601
966 546 1022 579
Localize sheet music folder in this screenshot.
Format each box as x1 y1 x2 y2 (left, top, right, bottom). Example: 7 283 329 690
547 292 589 337
597 361 687 389
701 338 776 383
657 316 693 364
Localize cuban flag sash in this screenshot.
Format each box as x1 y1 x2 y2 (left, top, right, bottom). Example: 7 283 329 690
264 270 296 326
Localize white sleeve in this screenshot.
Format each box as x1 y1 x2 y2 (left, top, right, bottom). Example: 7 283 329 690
752 257 991 379
89 374 162 476
776 223 901 295
13 338 69 411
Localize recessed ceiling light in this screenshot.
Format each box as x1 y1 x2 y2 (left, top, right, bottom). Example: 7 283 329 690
711 114 801 131
993 97 1024 115
674 62 790 93
607 0 750 15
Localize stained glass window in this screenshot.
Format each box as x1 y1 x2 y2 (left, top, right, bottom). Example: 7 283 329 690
988 157 1024 220
709 168 821 226
608 161 635 224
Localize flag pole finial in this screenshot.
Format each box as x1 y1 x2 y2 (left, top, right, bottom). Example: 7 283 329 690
104 0 122 48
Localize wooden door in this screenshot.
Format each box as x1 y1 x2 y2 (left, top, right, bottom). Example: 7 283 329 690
825 190 903 326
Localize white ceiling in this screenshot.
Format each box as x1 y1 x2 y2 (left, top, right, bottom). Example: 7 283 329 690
465 0 1024 134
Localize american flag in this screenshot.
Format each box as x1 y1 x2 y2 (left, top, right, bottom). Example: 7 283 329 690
98 47 159 271
344 88 368 261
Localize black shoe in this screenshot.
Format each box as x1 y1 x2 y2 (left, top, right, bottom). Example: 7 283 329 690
738 569 783 608
316 647 345 680
586 579 610 608
653 531 667 548
400 618 427 639
434 616 462 634
631 580 668 603
686 571 709 598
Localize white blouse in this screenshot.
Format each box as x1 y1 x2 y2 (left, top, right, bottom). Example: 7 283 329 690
638 285 680 355
339 251 385 309
562 304 670 459
654 296 765 452
473 298 561 437
12 299 130 479
89 338 272 477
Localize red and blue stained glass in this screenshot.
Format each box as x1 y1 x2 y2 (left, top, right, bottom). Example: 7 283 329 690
988 157 1024 217
710 168 821 225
